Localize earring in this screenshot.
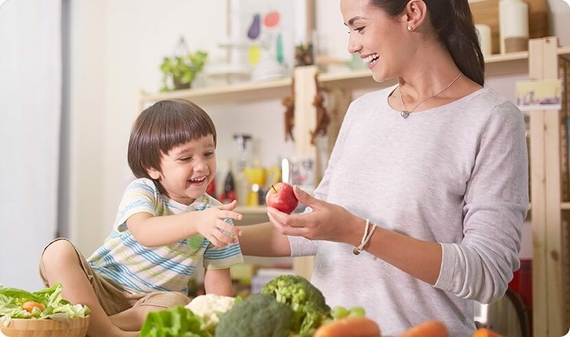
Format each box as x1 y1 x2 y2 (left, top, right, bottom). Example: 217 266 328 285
407 25 413 31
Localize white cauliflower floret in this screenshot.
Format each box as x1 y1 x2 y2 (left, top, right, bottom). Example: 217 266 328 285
184 294 237 331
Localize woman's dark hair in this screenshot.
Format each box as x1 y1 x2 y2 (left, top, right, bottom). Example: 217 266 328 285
128 98 217 179
370 0 485 86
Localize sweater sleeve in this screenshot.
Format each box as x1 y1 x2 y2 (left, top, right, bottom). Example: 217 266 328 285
434 101 529 303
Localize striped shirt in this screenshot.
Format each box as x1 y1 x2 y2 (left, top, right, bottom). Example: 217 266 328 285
87 178 243 294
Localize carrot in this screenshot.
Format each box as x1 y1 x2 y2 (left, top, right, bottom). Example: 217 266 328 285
398 320 449 337
472 327 503 337
313 316 381 337
22 301 45 313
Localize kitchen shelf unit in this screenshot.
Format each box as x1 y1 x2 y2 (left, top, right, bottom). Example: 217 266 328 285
137 48 565 108
526 37 570 337
138 38 570 335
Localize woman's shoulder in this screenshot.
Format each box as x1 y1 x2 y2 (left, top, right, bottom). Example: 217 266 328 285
452 87 522 120
464 87 518 111
454 87 525 132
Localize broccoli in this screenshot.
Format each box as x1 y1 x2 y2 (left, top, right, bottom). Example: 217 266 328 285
215 293 295 337
260 275 331 336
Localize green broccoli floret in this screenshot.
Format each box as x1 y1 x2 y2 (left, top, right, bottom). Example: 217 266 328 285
260 275 330 336
215 293 295 337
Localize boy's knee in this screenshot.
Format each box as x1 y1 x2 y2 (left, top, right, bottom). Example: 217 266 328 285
42 239 78 264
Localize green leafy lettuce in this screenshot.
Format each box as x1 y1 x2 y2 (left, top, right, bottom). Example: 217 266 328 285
141 305 212 337
0 283 90 325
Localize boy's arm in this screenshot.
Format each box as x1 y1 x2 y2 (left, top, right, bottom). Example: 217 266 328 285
203 268 234 296
126 201 242 248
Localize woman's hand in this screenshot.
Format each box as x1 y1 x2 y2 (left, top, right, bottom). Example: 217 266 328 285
266 186 359 244
195 200 243 247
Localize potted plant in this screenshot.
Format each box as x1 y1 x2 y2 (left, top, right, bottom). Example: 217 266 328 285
160 37 208 92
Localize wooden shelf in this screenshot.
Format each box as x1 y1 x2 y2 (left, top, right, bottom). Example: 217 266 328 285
139 78 291 106
484 46 570 77
138 46 570 107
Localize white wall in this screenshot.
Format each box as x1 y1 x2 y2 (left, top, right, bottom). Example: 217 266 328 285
69 0 570 257
0 0 61 291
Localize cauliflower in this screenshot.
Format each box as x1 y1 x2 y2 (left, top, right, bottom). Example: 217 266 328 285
184 294 238 332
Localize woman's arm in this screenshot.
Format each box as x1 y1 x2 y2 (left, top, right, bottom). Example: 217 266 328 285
238 222 292 257
267 190 443 285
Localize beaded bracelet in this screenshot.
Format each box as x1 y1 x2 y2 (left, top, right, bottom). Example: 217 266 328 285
353 219 376 255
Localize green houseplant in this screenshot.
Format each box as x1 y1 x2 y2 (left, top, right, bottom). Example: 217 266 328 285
160 37 208 92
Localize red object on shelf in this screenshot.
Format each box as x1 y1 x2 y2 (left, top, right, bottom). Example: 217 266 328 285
509 258 532 309
206 177 216 196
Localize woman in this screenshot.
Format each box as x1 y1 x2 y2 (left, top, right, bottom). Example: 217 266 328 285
240 0 529 336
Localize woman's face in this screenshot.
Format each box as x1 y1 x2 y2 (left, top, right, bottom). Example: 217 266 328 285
341 0 408 83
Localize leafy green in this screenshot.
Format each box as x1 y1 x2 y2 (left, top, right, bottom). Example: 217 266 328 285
160 50 208 92
141 306 211 337
0 283 90 324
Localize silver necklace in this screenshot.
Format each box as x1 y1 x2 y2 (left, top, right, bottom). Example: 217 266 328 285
398 72 462 119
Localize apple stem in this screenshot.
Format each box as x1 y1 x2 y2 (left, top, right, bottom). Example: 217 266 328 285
271 185 277 193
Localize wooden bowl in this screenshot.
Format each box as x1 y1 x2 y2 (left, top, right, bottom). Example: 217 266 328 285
0 316 89 337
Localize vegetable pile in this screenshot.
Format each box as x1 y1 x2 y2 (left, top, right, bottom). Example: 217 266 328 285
141 294 240 337
139 273 508 337
0 283 91 325
140 274 375 337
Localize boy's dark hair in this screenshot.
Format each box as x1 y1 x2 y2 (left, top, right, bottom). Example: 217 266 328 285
128 98 217 179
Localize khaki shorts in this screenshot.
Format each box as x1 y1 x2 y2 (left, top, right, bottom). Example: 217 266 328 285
39 238 191 316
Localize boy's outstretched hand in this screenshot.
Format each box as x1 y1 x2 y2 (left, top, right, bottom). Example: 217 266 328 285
197 200 243 247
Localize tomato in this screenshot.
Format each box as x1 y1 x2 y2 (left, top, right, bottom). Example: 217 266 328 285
22 301 45 313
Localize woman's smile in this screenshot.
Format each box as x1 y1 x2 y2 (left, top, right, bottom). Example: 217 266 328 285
362 53 380 68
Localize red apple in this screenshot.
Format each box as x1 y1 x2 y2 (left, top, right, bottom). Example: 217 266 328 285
265 182 299 214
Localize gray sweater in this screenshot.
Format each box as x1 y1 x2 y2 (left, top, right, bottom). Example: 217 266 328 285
289 86 529 336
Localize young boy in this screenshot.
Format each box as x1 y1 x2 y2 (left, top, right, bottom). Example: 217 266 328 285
39 99 244 337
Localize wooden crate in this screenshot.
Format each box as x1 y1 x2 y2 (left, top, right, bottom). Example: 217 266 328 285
469 0 549 55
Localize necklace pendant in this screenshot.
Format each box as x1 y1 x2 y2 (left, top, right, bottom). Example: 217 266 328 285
401 111 410 119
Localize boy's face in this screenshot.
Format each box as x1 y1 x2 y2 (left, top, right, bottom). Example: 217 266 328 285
147 135 216 205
